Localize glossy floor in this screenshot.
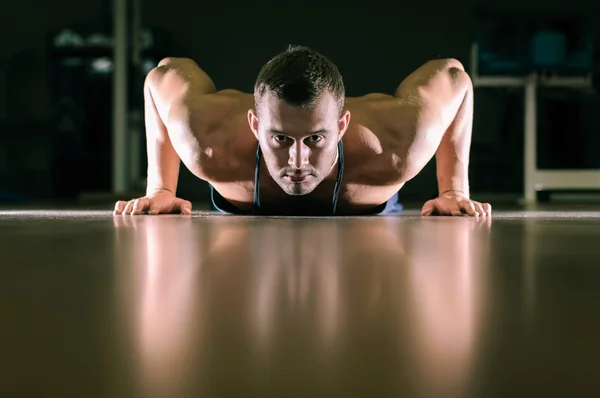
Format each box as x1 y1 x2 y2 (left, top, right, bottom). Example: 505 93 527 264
1 210 600 397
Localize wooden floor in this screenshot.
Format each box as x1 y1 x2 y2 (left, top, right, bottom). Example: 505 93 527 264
1 208 600 397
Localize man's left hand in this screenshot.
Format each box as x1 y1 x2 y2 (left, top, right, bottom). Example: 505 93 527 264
421 191 492 217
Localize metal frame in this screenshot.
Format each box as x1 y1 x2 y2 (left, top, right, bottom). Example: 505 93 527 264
112 0 128 194
130 0 143 190
470 42 597 203
112 0 144 194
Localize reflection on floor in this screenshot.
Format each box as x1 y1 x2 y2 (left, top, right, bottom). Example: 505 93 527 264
1 209 599 397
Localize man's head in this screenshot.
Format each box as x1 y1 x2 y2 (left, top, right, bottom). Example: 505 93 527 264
248 45 350 196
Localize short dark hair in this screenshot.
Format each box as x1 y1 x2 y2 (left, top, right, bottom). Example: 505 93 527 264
254 45 345 114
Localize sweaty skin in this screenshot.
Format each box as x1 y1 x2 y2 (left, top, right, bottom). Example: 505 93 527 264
114 57 492 217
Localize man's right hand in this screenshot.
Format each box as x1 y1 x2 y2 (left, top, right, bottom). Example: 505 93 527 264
113 190 192 215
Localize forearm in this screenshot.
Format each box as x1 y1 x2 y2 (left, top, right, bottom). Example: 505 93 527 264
144 77 180 196
435 72 473 197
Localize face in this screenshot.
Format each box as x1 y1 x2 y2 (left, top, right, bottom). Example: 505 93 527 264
248 91 350 196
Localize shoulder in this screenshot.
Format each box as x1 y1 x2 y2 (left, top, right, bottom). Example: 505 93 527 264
345 93 414 145
397 58 471 105
146 58 214 97
164 87 252 131
189 90 257 181
186 90 254 137
198 89 253 112
342 95 408 184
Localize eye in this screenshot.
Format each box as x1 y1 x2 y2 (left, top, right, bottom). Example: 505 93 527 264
274 135 291 143
306 135 323 143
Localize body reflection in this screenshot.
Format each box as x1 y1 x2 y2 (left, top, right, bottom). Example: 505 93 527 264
404 218 491 397
113 216 204 398
112 215 491 397
249 221 344 354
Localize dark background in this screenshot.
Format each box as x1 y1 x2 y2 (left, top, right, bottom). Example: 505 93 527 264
1 0 599 204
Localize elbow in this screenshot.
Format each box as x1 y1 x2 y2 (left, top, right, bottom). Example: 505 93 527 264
157 57 196 68
443 58 465 72
429 58 471 82
158 57 176 67
421 58 472 94
426 57 465 72
437 61 472 96
444 60 472 89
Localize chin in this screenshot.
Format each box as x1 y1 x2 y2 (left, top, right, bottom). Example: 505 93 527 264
279 180 318 196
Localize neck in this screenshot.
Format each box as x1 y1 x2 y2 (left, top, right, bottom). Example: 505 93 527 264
324 142 340 181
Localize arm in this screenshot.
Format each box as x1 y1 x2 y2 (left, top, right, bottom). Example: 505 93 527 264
145 57 217 196
433 65 473 198
143 67 180 196
424 61 491 216
114 58 216 215
394 59 490 216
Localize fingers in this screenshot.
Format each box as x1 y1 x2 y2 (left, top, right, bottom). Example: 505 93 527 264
421 200 436 216
461 200 478 217
132 198 150 215
451 207 463 216
114 198 149 215
421 197 493 218
175 199 193 215
123 200 136 215
482 203 492 215
422 199 466 216
474 202 486 216
461 201 492 217
114 201 127 215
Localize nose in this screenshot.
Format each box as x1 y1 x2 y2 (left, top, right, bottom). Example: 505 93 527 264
288 141 310 169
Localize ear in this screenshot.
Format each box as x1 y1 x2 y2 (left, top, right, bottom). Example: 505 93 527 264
338 110 351 140
248 109 259 140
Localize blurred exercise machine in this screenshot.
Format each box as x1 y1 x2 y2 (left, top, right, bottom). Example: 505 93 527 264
471 14 596 203
48 0 170 197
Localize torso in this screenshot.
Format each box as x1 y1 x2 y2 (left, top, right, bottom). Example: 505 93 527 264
183 90 416 215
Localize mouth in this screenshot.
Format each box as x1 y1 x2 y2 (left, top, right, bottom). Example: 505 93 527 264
285 174 310 183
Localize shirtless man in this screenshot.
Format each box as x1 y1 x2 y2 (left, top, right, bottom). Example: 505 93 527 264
113 45 492 217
